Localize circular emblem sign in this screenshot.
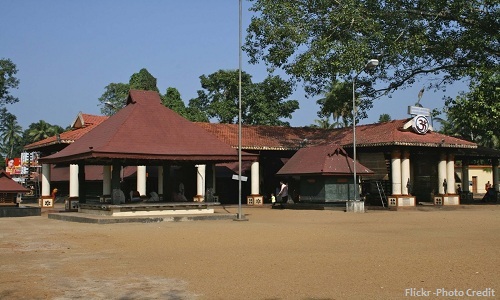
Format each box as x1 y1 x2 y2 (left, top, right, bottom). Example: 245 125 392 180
412 115 429 134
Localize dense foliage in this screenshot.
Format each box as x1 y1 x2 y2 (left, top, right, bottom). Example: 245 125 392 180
245 0 499 122
0 58 20 105
190 70 299 126
441 72 499 149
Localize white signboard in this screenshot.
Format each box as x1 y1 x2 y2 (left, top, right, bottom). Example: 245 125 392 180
408 106 431 116
232 174 248 182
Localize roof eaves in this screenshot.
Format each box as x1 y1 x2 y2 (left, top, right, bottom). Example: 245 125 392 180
238 146 300 151
342 141 477 149
25 140 72 150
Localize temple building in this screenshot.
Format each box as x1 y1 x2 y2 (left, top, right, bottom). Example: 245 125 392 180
25 90 500 210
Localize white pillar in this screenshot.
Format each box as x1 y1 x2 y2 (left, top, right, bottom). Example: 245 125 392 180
391 150 402 195
438 153 447 194
41 163 51 197
103 165 111 195
137 165 146 196
196 164 206 196
251 161 260 195
401 150 410 195
447 154 456 194
157 166 163 195
69 164 79 198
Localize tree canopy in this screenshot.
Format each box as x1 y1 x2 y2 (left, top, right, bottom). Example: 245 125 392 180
441 72 499 149
98 69 159 116
0 58 20 106
245 0 499 98
189 69 299 126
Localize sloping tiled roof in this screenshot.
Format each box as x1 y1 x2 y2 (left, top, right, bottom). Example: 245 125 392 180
40 90 256 164
0 171 30 193
28 110 477 154
277 144 374 176
196 123 335 150
24 113 108 150
198 119 477 150
338 119 477 148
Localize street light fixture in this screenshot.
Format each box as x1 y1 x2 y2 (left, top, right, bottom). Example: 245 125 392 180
351 58 379 207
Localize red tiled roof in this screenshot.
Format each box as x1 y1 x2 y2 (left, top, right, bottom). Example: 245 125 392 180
196 123 334 150
0 171 30 193
335 119 477 148
25 113 108 150
40 90 257 164
277 144 373 176
28 109 476 154
198 119 477 150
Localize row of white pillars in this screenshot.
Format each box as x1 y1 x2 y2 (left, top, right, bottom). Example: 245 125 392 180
391 149 411 195
439 153 456 194
41 161 261 201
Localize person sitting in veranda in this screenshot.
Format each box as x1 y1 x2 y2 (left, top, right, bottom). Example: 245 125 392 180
130 190 142 202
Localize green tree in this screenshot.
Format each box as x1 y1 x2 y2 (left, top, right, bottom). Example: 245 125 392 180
161 87 187 114
98 68 159 116
310 118 337 129
25 120 64 144
98 83 130 116
443 72 500 149
316 81 374 127
0 58 20 105
378 114 392 123
245 0 498 98
191 69 298 125
159 87 208 122
0 110 23 158
129 68 159 92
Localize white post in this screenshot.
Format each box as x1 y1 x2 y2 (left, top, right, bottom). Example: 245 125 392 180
69 164 79 198
401 150 410 195
251 161 259 195
196 164 206 196
137 165 146 196
438 153 447 194
103 165 111 195
446 154 456 194
391 149 402 195
41 163 51 197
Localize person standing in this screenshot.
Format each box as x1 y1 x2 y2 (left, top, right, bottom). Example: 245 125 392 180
277 181 288 203
485 181 492 192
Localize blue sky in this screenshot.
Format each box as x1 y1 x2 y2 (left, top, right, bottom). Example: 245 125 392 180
2 0 468 130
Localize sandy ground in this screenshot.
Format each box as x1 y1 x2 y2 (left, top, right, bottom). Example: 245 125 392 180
0 204 499 300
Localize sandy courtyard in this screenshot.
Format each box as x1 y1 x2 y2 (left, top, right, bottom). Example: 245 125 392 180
0 205 498 300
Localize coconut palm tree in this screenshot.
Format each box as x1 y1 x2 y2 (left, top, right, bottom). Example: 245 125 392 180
0 113 23 158
27 120 63 143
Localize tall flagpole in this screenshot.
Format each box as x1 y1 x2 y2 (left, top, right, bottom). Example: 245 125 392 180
237 0 243 220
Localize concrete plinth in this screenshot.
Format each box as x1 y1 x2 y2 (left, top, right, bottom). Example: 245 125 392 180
0 206 41 218
346 200 365 213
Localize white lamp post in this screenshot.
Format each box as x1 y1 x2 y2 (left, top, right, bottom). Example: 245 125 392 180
349 58 379 211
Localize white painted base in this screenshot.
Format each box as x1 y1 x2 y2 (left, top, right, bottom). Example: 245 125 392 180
346 201 365 213
247 195 263 206
79 208 214 217
435 195 460 205
388 196 416 208
39 197 54 208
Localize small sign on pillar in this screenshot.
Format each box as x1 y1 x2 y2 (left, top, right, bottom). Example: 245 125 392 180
39 196 54 208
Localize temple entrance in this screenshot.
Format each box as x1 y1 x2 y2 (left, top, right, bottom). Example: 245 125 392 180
412 153 439 202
